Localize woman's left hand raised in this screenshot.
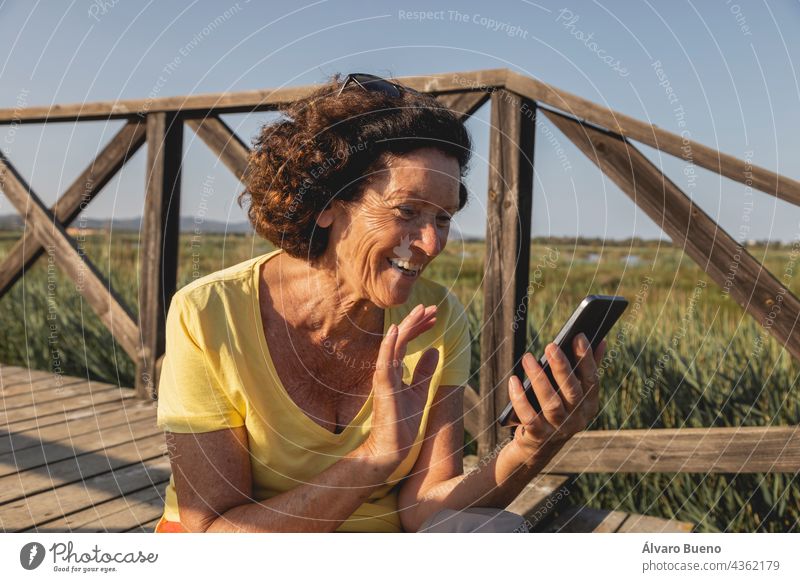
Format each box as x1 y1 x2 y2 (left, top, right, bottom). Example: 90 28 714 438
506 334 606 464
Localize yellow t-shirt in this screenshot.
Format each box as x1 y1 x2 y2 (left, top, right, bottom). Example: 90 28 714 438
156 249 472 532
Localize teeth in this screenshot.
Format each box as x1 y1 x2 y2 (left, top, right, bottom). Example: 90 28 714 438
389 258 421 274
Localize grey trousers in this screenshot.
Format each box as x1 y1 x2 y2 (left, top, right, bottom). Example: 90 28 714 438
418 507 528 533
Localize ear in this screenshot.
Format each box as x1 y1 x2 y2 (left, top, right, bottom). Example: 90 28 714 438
315 206 334 228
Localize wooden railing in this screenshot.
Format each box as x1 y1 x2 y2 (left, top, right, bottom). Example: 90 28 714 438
0 69 797 474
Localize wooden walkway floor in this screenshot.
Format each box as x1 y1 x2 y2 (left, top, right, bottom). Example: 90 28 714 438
1 364 692 533
0 365 166 532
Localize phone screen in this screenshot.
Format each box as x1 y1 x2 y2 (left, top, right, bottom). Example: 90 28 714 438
497 295 628 426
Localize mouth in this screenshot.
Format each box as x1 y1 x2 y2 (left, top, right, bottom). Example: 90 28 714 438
387 257 422 279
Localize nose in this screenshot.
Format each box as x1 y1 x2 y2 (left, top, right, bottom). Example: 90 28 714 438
413 220 444 257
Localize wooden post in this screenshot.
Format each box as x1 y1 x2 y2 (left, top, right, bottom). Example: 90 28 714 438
478 90 536 458
137 112 183 399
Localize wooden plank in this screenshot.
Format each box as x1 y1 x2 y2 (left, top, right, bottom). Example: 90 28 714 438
136 112 182 399
0 366 33 382
128 517 162 533
0 455 171 531
1 375 86 396
0 401 157 455
1 380 117 409
0 433 165 504
0 122 146 297
30 481 167 532
619 513 694 533
0 416 160 477
543 426 800 473
1 386 132 425
0 153 140 360
1 367 64 388
506 70 800 207
539 506 630 532
435 91 490 121
506 474 572 530
0 404 156 455
0 398 143 433
0 69 508 123
478 90 536 458
541 506 693 533
185 116 249 181
544 109 800 363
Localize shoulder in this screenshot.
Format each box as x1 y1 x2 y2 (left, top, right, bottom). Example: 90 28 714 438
174 250 278 311
167 250 279 335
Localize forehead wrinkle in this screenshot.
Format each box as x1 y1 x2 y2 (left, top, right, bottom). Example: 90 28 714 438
386 188 459 212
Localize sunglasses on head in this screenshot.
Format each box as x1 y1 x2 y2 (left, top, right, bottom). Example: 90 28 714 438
336 73 405 98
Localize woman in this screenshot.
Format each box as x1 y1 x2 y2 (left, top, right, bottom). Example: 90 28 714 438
154 73 605 533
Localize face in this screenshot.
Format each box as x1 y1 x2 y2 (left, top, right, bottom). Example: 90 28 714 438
316 147 461 308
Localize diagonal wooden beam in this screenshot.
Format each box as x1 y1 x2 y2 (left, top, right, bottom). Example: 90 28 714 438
506 70 800 207
544 109 800 362
0 121 146 298
185 116 249 181
0 151 140 360
435 91 490 121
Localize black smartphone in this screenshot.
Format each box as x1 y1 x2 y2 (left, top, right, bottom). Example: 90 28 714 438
497 295 629 427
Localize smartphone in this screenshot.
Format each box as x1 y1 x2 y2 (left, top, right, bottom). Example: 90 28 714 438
497 295 629 427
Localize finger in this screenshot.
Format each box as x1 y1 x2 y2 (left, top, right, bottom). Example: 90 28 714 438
399 304 436 329
398 307 437 341
409 347 440 394
507 375 538 427
544 344 583 411
573 333 600 408
523 352 567 427
593 339 607 367
396 305 437 359
376 324 400 382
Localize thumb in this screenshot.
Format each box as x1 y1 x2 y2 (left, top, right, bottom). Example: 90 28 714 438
410 348 440 392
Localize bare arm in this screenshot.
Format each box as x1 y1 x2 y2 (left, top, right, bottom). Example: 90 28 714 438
168 427 398 532
398 335 605 532
396 384 546 531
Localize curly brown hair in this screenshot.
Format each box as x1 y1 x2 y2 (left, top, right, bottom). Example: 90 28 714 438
239 74 473 259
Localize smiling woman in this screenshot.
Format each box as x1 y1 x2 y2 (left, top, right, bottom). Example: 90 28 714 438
153 73 600 534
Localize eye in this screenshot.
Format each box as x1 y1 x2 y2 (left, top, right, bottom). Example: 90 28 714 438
436 214 452 227
395 206 416 219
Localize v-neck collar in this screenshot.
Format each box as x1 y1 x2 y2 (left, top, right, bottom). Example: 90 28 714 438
251 249 391 441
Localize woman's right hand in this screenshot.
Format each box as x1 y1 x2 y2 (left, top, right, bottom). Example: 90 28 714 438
361 304 440 468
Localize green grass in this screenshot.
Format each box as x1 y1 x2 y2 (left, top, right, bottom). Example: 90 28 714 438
1 231 797 531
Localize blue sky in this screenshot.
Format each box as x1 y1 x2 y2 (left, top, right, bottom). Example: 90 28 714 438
0 0 798 241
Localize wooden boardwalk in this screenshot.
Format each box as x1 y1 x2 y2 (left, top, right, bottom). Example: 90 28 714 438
1 365 692 533
0 365 167 532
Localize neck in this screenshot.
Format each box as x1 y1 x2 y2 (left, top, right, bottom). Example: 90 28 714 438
272 251 384 348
